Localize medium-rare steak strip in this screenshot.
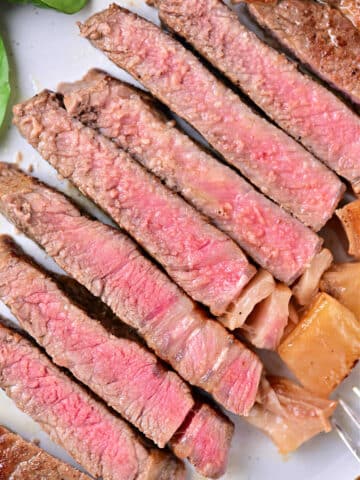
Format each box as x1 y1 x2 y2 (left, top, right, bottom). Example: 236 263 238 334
0 163 262 416
14 91 255 318
0 235 193 449
60 70 322 285
153 0 360 193
0 425 91 479
78 4 343 230
0 323 185 480
170 403 233 479
249 1 360 108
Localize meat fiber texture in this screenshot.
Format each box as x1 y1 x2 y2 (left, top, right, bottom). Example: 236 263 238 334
0 235 193 449
170 403 234 479
155 0 357 200
60 70 322 285
14 91 255 318
78 4 343 231
0 425 91 480
0 236 233 478
245 377 337 454
0 163 262 416
0 323 185 480
249 0 360 191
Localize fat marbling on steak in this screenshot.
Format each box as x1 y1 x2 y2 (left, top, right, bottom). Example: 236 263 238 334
249 0 360 106
152 0 360 194
13 90 255 318
0 163 262 416
78 4 344 230
0 235 193 449
60 70 322 286
0 425 91 480
0 323 185 480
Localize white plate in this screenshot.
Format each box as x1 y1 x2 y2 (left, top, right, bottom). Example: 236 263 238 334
0 2 359 479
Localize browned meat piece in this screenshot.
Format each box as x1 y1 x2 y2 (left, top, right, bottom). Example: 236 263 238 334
0 425 90 479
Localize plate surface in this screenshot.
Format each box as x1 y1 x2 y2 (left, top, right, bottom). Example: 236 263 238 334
0 2 359 478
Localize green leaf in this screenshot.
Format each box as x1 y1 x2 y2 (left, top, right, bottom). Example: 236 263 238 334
0 35 10 129
4 0 88 13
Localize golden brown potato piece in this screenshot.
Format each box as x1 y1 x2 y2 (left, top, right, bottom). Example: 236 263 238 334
278 293 360 397
320 262 360 320
336 200 360 258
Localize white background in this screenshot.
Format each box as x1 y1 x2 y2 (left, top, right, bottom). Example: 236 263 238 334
0 2 359 478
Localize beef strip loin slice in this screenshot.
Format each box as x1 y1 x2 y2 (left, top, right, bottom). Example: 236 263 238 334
326 0 360 30
0 235 232 478
0 234 193 449
170 402 233 479
78 4 344 231
0 425 91 480
0 163 262 416
14 91 255 318
153 0 359 196
0 322 185 480
60 70 322 286
249 1 360 109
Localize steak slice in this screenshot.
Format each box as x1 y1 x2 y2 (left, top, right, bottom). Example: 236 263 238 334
60 70 322 285
153 0 359 196
0 323 185 480
0 163 262 416
0 235 193 449
249 1 360 108
170 403 233 479
13 91 255 318
0 425 90 479
78 4 344 231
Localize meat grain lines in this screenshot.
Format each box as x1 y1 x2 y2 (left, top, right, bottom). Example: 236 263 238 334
153 0 360 192
79 4 344 231
0 235 232 478
60 70 322 287
0 425 91 479
0 323 184 480
0 163 263 417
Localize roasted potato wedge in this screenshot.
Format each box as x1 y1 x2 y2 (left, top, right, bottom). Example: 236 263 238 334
278 293 360 397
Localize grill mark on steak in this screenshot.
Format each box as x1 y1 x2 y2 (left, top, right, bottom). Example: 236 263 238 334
0 235 194 449
59 69 322 285
153 0 358 197
13 90 255 318
0 322 185 480
0 163 262 416
78 4 344 230
0 425 91 479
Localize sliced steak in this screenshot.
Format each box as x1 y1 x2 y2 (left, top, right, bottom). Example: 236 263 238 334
78 4 343 230
154 0 359 195
0 323 185 480
0 425 90 480
14 91 255 318
0 235 193 449
60 70 322 285
249 1 360 108
170 403 233 479
0 163 262 416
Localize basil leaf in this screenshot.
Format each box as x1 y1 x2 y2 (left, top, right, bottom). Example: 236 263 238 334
4 0 88 13
0 35 10 129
